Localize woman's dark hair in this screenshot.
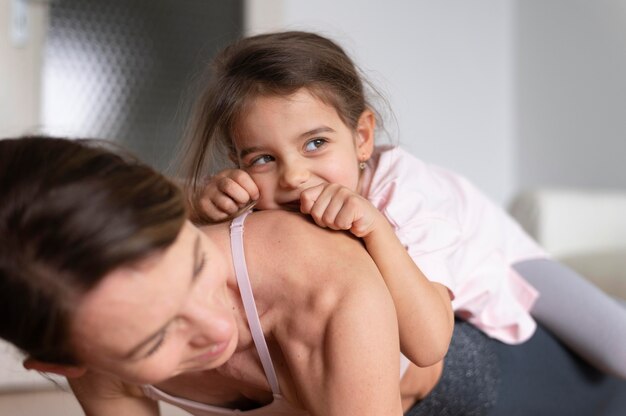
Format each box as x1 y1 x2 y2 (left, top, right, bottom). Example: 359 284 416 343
0 136 186 365
176 31 385 223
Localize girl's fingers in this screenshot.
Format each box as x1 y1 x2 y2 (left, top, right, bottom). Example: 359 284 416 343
334 201 360 230
307 185 353 230
200 199 230 221
301 184 369 232
231 170 260 201
300 184 326 214
322 191 354 230
304 185 335 228
217 176 254 206
212 193 241 215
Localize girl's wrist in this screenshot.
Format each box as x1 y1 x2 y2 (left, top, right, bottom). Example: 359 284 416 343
361 213 395 243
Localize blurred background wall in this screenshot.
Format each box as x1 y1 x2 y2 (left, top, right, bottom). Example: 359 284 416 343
1 1 625 413
1 0 242 169
1 1 243 413
247 0 626 205
3 0 625 204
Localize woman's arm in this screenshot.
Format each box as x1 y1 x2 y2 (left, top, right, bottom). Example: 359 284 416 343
68 371 159 416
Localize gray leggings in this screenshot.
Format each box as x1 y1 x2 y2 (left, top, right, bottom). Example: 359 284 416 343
406 258 626 416
514 258 626 378
406 319 626 416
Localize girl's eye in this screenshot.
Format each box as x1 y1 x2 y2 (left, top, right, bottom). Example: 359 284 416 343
250 155 274 166
304 138 327 152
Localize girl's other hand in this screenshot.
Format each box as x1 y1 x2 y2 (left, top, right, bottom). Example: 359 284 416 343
300 183 383 238
200 169 259 222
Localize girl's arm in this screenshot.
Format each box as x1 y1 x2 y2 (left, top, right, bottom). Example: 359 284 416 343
300 183 454 367
363 216 454 366
68 371 159 416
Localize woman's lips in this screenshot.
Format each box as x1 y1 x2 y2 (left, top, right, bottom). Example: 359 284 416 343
189 341 230 363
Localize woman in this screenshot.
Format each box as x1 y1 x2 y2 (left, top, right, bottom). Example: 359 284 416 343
2 136 624 416
0 136 439 415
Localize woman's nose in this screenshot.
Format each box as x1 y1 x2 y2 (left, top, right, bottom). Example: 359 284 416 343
279 162 310 189
184 302 234 348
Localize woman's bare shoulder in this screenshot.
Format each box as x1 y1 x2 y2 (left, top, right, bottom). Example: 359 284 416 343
242 212 402 415
245 210 367 256
244 210 388 330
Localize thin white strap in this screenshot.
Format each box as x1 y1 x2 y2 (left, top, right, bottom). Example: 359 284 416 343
229 211 281 394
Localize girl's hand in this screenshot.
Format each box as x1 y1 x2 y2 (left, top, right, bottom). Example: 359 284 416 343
200 169 259 222
299 183 384 238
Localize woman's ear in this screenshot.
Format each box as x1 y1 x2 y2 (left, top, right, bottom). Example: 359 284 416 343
355 109 376 162
23 358 87 378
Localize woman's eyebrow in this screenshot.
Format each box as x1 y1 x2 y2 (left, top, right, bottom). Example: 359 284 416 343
123 235 202 360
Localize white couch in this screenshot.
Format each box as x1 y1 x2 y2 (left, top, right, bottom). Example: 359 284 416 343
0 342 189 415
509 188 626 300
1 188 625 414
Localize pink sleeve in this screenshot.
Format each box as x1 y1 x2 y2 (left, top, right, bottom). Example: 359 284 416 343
390 214 461 298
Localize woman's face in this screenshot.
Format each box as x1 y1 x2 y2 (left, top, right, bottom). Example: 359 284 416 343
70 222 238 385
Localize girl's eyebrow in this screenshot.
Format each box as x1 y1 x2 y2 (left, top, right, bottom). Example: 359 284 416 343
301 126 335 138
239 145 263 160
238 126 336 159
123 235 203 360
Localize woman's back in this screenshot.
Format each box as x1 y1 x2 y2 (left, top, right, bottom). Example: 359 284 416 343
201 210 399 410
87 210 408 415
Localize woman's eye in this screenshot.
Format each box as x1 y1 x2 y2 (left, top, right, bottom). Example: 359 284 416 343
143 331 167 358
193 252 206 278
250 155 274 166
304 138 327 152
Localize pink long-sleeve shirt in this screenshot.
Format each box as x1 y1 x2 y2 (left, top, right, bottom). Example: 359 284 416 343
361 146 547 344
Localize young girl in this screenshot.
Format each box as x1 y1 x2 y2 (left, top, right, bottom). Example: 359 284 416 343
177 31 626 382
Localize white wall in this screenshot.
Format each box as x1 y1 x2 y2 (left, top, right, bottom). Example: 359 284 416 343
246 0 516 204
246 0 626 205
0 0 46 137
0 0 51 392
515 0 626 191
7 1 621 202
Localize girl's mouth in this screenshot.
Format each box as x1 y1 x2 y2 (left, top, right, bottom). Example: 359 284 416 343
281 200 301 212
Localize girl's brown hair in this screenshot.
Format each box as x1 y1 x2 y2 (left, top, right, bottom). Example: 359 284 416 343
176 31 385 223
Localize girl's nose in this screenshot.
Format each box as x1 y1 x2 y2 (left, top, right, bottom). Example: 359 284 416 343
280 162 310 189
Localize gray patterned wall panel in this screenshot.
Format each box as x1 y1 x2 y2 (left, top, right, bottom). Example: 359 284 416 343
42 0 242 169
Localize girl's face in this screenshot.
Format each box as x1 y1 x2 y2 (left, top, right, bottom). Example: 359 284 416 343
233 88 375 211
70 222 238 385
